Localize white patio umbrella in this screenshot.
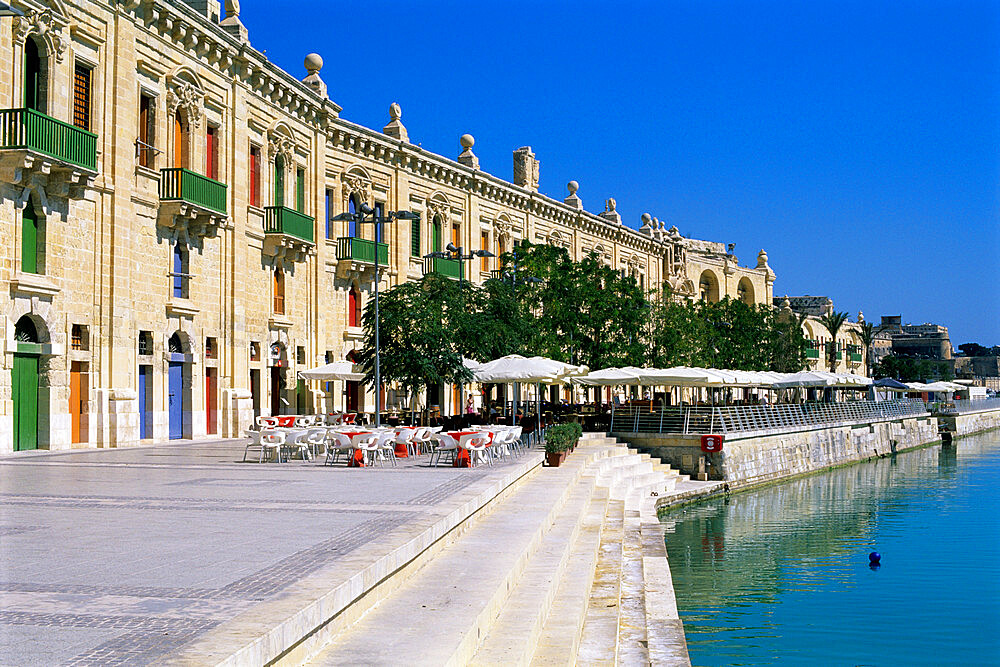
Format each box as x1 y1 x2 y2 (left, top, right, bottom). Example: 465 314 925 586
473 355 588 424
772 370 841 389
575 366 645 386
297 361 364 382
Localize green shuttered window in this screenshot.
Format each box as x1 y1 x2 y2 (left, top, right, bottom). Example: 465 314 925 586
411 218 420 257
21 201 38 274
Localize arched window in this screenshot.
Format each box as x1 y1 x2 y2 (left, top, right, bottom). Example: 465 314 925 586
273 154 285 207
23 37 47 113
14 316 39 343
168 332 183 354
172 243 188 298
348 286 361 328
273 267 285 314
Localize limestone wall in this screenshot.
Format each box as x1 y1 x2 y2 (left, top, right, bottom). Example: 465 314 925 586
618 415 941 489
939 408 1000 438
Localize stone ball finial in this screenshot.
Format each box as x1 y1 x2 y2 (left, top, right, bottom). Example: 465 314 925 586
304 53 323 74
567 180 579 194
641 212 652 225
460 134 475 150
389 102 402 121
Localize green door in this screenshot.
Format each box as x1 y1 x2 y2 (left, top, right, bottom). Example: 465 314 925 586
21 202 37 274
433 219 442 252
13 353 39 451
274 155 284 207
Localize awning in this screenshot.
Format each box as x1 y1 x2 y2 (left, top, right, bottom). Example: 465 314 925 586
297 361 364 382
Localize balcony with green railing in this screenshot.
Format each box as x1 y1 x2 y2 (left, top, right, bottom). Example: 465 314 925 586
264 206 314 244
423 256 462 280
336 236 388 265
159 168 227 214
850 352 863 363
0 107 97 171
805 347 820 359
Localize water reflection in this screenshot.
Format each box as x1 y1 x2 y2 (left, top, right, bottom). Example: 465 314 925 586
662 433 1000 666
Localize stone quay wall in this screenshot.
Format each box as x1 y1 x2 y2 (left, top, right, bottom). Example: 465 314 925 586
617 414 941 490
938 407 1000 438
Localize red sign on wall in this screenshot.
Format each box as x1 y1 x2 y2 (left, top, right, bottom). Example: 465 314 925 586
701 434 724 453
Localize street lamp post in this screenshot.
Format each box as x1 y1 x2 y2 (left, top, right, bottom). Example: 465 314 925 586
333 204 419 428
423 244 494 418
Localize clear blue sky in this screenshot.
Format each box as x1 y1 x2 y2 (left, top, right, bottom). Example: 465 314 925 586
240 0 999 346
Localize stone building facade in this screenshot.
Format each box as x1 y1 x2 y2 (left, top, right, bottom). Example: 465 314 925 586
774 296 868 374
1 0 775 452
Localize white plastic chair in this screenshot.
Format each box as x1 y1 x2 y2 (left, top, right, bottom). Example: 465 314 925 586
284 430 312 461
352 432 380 466
243 430 265 462
259 430 286 463
305 427 327 458
410 427 432 456
375 430 398 467
461 432 492 467
395 428 416 457
324 431 354 465
429 433 459 467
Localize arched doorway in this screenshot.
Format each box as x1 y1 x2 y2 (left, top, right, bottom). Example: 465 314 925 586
12 316 43 451
699 270 720 303
737 277 755 306
167 332 191 439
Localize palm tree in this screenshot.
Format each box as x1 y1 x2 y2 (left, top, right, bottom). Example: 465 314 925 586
857 321 877 377
818 310 850 373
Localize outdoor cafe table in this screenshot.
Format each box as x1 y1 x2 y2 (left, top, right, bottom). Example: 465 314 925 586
447 430 494 468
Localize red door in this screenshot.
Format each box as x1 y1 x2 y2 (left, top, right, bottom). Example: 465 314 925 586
205 368 217 434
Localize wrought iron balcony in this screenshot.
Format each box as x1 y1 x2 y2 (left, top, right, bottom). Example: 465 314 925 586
336 236 388 264
159 168 227 214
806 348 820 359
0 108 97 198
263 206 315 262
422 256 461 280
264 206 314 243
0 107 97 171
850 352 863 363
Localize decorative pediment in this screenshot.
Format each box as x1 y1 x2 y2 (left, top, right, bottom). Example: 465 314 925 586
166 80 204 127
427 198 450 225
341 172 371 202
267 133 296 165
493 216 512 244
13 7 68 62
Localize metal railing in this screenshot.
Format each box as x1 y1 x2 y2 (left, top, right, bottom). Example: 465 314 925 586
613 399 930 436
336 236 388 264
933 398 1000 416
422 256 461 279
0 107 98 171
159 168 227 214
264 206 314 243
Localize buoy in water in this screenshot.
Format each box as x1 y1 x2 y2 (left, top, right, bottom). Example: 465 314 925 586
869 552 881 565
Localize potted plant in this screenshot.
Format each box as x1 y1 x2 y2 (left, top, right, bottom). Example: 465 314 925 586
544 423 582 466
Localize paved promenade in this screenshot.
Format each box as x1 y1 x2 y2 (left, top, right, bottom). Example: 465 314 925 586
0 439 532 666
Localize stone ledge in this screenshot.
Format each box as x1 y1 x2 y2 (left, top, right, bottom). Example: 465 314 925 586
11 272 61 297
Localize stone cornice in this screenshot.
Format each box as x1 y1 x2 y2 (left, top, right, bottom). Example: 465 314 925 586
130 0 340 128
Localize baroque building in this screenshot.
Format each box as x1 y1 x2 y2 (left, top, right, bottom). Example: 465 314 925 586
0 0 775 452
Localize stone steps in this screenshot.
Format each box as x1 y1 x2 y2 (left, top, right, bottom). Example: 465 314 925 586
302 432 700 667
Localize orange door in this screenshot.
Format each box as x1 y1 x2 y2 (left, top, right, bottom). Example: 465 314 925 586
70 362 87 443
174 112 184 168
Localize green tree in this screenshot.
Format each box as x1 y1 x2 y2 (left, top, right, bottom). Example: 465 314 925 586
857 321 877 376
818 310 850 372
358 274 472 414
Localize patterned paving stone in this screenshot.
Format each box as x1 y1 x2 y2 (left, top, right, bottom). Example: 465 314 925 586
0 438 526 664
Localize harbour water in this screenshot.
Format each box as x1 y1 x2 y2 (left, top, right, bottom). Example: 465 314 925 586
661 432 1000 666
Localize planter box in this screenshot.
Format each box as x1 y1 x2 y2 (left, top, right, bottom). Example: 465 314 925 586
545 450 568 467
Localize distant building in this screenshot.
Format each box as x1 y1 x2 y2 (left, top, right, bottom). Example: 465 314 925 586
774 296 867 375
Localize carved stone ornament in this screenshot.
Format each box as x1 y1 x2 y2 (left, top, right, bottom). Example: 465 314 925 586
265 135 295 172
427 199 450 225
493 217 512 244
13 8 67 62
166 81 205 127
341 172 371 203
